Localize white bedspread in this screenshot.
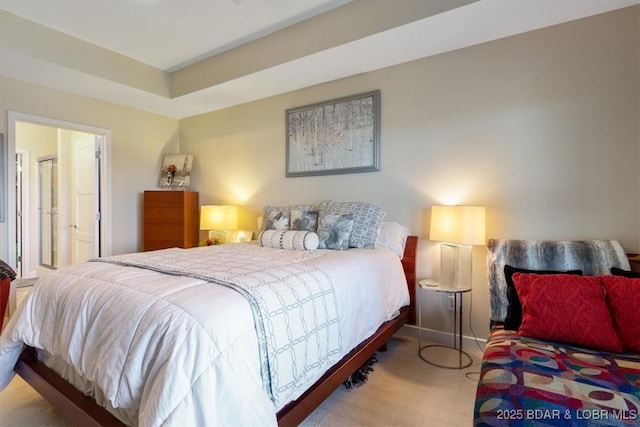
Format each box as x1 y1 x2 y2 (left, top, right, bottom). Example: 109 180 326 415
0 243 409 426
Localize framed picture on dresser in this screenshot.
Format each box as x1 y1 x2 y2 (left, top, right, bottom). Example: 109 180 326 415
158 153 193 188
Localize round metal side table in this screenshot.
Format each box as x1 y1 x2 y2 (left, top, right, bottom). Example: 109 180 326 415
418 280 473 369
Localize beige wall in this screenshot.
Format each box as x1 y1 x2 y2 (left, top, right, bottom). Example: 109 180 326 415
0 76 180 259
181 8 640 340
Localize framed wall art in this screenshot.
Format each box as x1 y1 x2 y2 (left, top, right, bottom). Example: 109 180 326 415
286 90 380 177
158 153 193 188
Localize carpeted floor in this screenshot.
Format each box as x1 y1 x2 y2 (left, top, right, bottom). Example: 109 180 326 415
300 335 482 426
0 334 482 426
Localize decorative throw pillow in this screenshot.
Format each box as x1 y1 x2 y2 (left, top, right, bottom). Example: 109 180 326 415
513 273 622 353
503 265 582 330
261 204 315 231
317 213 355 250
290 210 319 232
610 267 640 278
318 200 385 248
601 275 640 353
258 230 320 251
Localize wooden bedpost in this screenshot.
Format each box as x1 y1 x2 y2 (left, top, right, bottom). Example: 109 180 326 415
401 236 418 325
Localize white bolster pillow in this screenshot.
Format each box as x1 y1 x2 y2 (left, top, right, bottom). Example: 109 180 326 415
258 230 320 251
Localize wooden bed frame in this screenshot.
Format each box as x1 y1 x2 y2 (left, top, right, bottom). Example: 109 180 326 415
14 236 418 427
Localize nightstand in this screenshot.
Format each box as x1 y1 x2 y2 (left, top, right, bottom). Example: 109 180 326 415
627 254 640 273
418 279 472 369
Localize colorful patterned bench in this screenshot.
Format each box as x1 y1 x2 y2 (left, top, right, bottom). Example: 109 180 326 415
474 239 639 427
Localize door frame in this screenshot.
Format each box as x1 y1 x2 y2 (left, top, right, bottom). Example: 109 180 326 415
6 111 112 270
15 149 29 277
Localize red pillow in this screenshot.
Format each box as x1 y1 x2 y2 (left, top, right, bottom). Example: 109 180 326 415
601 275 640 353
513 273 622 353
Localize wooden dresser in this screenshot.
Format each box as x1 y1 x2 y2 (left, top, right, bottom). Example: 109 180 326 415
143 190 199 251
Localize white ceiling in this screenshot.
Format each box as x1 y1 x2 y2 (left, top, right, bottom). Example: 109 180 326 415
0 0 350 72
1 0 638 119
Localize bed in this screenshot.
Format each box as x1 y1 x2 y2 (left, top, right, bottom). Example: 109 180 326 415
0 205 417 426
474 239 640 426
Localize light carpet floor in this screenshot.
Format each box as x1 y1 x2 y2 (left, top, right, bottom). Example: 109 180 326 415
0 334 483 426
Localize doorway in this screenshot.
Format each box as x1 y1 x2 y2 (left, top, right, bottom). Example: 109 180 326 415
6 112 111 277
38 156 58 270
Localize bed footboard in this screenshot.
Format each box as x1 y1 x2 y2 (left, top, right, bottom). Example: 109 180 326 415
15 347 125 426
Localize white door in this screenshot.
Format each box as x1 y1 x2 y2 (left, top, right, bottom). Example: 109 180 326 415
71 133 100 264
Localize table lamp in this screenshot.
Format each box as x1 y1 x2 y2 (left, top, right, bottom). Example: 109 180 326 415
430 205 486 289
200 205 238 245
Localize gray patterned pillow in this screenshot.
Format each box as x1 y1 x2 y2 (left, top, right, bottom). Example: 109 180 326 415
261 204 315 231
317 214 355 250
318 200 385 248
291 210 319 232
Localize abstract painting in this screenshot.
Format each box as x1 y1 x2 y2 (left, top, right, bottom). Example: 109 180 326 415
286 90 380 177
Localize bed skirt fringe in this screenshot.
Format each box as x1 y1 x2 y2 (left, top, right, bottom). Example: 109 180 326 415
343 353 378 389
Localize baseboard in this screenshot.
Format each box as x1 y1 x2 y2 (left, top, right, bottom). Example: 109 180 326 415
14 278 37 288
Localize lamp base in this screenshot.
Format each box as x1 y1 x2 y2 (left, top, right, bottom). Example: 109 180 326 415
207 230 253 245
208 230 231 245
230 230 253 243
440 243 473 289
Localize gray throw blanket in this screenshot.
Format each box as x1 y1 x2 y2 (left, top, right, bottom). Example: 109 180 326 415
487 239 630 322
0 259 16 281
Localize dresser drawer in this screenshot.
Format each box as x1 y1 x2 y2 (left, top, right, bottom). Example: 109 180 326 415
144 224 186 241
144 207 184 224
144 191 189 208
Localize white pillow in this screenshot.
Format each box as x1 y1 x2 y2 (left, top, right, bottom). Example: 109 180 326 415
375 222 409 258
259 230 320 251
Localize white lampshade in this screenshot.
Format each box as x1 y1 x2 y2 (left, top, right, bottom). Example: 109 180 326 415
430 205 486 246
200 205 238 230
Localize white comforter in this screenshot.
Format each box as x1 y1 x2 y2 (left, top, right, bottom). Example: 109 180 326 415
0 243 409 426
